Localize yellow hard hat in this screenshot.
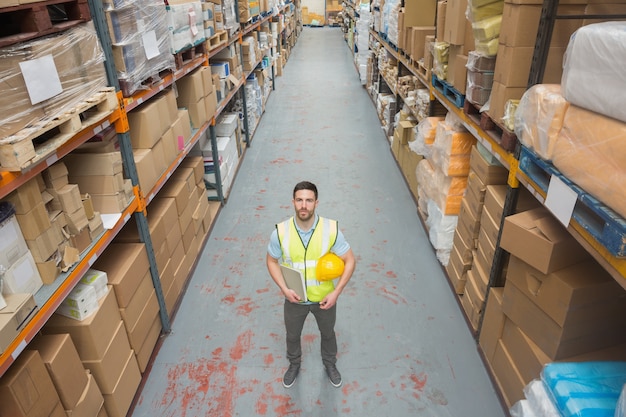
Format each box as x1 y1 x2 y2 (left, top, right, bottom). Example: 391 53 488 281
316 252 345 281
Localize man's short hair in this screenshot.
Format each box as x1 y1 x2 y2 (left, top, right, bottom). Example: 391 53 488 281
293 181 318 199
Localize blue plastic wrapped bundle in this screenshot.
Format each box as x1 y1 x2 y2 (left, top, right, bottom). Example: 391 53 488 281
541 362 626 417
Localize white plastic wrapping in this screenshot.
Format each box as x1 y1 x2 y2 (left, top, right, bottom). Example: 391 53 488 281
514 84 568 160
616 384 626 417
523 379 561 417
410 117 443 158
510 400 538 417
383 0 401 42
561 22 626 123
426 198 457 265
109 0 175 96
167 1 205 53
0 22 108 140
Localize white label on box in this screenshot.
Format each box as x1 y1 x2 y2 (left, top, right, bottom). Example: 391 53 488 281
545 175 576 227
142 30 160 60
19 55 63 105
189 10 199 36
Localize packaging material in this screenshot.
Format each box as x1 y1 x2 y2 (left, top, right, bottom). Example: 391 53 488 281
474 36 499 56
432 41 449 79
494 44 565 87
0 350 61 417
426 198 458 265
561 22 626 123
515 84 626 219
0 22 107 141
541 362 626 417
500 207 589 274
166 1 205 53
27 333 88 410
56 284 99 320
111 0 176 96
467 0 503 22
514 84 568 160
471 14 502 41
410 116 444 158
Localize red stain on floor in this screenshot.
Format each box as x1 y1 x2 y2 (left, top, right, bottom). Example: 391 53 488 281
230 330 253 361
270 158 289 165
264 353 274 365
256 288 270 294
222 294 236 304
160 346 238 417
410 372 427 398
256 205 265 210
342 381 360 396
302 334 318 344
385 270 397 278
255 382 302 416
236 298 259 316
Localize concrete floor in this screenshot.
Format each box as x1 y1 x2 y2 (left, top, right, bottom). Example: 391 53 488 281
130 27 507 417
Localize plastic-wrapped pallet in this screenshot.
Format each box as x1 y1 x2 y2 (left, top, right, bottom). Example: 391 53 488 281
383 0 401 45
356 5 372 84
426 198 458 265
0 22 107 140
561 22 626 124
166 1 205 53
107 0 175 96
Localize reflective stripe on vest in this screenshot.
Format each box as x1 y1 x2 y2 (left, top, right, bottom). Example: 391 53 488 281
276 216 338 302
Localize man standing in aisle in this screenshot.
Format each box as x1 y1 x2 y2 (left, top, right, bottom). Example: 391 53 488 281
266 181 356 389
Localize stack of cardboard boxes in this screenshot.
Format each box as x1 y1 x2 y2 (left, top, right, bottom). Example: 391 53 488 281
44 288 141 417
479 206 626 407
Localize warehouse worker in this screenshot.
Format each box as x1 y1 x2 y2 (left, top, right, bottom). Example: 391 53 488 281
266 181 356 389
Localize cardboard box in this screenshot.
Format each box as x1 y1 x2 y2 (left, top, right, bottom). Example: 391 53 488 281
134 147 158 193
158 178 192 215
79 269 109 300
69 173 125 195
102 350 141 417
443 0 468 45
500 207 590 274
409 26 436 61
119 270 152 335
487 81 527 124
502 278 626 359
65 207 89 235
0 293 38 353
180 156 205 186
500 3 583 47
42 163 69 190
126 290 159 352
479 287 504 362
205 88 218 121
70 226 92 254
93 243 150 309
82 194 95 220
128 100 164 149
0 350 61 417
500 317 549 384
436 1 447 40
89 193 130 214
136 314 162 373
494 44 566 87
469 146 508 185
506 256 626 327
450 53 468 94
26 225 62 263
177 109 193 145
28 333 87 410
151 138 168 179
4 178 42 215
405 0 437 27
2 251 43 295
164 206 183 254
176 68 205 105
15 203 50 244
491 339 525 408
186 97 209 129
44 288 121 361
82 320 131 394
458 197 481 240
66 373 104 417
64 152 124 177
445 252 467 294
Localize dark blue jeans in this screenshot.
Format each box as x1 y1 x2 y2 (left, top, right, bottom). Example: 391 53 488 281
284 300 337 367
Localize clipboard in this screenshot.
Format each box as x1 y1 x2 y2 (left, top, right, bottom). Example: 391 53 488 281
280 265 308 302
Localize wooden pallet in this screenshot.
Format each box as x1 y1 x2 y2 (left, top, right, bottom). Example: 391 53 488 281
416 60 431 83
519 146 626 258
0 87 117 171
432 74 465 108
207 30 227 51
463 99 517 152
174 41 207 69
0 0 90 48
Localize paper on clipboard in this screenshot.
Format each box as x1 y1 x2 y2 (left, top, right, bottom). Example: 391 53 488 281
280 265 307 302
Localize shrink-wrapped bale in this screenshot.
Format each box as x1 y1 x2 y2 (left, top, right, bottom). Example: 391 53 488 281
561 22 626 123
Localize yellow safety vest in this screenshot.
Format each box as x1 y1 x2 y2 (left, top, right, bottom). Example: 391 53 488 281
276 216 338 302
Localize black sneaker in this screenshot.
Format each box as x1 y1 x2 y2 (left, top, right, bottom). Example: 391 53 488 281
325 364 342 388
282 363 300 388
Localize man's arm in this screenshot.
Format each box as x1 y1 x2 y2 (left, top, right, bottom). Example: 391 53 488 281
320 248 356 310
266 253 302 303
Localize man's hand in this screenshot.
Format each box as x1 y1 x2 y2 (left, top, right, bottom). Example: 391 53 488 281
284 288 301 304
320 290 339 310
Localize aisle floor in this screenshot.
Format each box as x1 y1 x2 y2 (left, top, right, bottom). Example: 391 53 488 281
131 27 507 417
